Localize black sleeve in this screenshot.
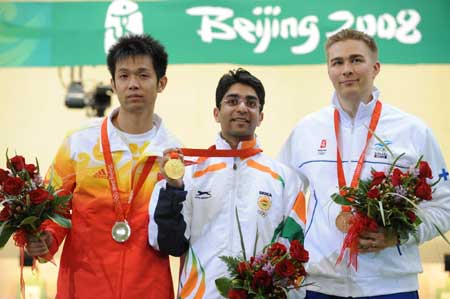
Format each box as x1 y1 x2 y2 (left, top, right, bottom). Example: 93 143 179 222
154 184 189 256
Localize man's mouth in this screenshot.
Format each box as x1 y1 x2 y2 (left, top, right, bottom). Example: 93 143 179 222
231 118 250 123
127 94 143 101
340 79 359 85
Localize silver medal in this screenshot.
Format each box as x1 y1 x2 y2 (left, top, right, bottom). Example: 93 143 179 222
112 221 131 243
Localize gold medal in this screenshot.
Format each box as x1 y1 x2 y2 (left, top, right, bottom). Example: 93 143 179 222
164 153 185 180
112 221 131 243
336 211 352 233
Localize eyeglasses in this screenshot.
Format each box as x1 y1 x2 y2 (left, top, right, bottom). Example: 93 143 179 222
221 98 260 109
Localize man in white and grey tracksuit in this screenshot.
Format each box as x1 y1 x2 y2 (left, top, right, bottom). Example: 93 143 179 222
279 29 450 298
149 69 308 299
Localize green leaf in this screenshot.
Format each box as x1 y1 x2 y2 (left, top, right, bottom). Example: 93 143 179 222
20 216 39 226
431 176 442 187
253 226 259 258
0 222 15 248
48 213 71 228
415 155 424 169
366 126 395 158
219 255 241 276
331 193 353 206
46 169 56 193
359 181 370 193
378 200 386 227
433 223 450 246
388 153 406 175
35 157 40 175
51 194 72 210
215 277 232 298
34 201 49 218
414 217 422 226
235 207 246 260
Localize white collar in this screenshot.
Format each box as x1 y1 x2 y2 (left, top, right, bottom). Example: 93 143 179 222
331 88 381 127
102 108 180 157
215 133 260 150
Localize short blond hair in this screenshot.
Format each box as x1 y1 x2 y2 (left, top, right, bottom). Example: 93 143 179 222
326 29 378 60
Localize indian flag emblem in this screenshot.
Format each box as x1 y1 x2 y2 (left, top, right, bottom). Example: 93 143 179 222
257 196 272 216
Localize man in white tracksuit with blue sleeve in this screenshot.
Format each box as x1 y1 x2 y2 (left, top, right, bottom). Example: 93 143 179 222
278 29 450 298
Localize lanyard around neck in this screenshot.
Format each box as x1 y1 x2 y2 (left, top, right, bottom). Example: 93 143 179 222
181 145 262 160
101 117 156 221
334 100 382 211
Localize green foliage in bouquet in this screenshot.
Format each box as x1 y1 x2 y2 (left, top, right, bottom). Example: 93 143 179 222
332 136 446 243
215 208 309 299
0 152 71 249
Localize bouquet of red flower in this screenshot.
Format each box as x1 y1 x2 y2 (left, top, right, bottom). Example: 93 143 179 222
332 152 445 269
0 153 72 256
0 153 72 297
215 210 309 299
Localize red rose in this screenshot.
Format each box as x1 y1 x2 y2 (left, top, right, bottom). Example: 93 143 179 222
268 242 287 257
10 155 26 171
24 164 38 178
391 168 403 187
290 240 309 263
251 270 272 290
371 171 386 187
228 289 247 299
29 188 53 204
0 169 9 184
0 205 11 221
275 259 296 277
367 188 380 199
415 178 432 200
3 177 25 195
406 210 417 223
418 161 433 179
297 265 307 277
237 261 250 277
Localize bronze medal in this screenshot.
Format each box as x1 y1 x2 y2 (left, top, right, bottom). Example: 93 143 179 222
112 221 131 243
164 158 185 180
335 211 352 233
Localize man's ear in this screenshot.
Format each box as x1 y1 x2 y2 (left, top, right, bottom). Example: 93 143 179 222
110 78 116 93
157 76 168 93
372 61 381 79
257 111 264 127
213 107 220 123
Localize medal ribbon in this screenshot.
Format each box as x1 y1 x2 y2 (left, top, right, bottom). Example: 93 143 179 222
101 118 156 222
334 100 382 212
181 145 262 161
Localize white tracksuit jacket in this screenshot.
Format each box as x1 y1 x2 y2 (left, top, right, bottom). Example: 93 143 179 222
149 136 307 299
278 89 450 297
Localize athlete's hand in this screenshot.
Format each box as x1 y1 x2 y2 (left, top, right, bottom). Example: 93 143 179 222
358 229 398 253
25 231 53 257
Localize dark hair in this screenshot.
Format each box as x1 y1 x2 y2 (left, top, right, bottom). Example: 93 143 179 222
215 68 265 112
326 29 378 60
107 34 168 81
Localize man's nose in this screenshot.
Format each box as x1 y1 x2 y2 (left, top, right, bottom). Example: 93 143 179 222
342 61 353 76
128 75 139 89
236 99 249 112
